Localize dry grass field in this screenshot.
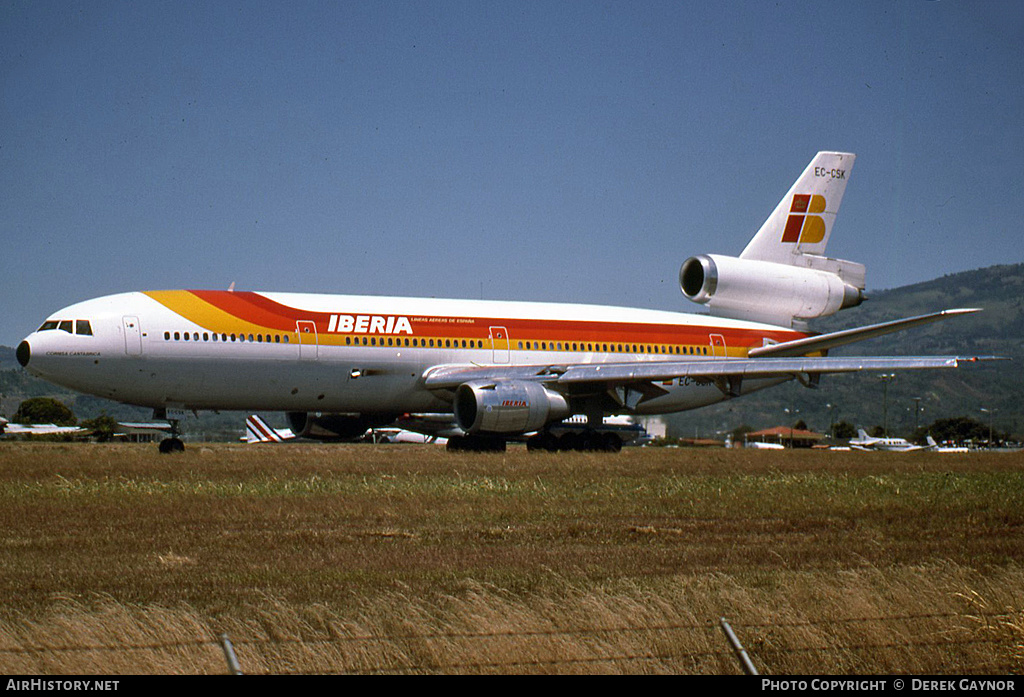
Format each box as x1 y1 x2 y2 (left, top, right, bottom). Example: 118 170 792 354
1 442 1022 674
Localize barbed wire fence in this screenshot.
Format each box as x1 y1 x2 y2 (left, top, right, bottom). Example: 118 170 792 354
1 610 1020 674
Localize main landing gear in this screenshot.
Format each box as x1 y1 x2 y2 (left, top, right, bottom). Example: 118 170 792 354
158 436 185 454
156 410 185 454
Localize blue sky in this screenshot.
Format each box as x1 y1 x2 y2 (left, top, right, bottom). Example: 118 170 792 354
2 0 1022 346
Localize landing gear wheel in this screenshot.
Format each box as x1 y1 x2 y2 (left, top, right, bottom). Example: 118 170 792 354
159 437 185 454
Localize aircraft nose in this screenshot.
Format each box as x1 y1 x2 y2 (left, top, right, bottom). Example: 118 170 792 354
16 340 30 368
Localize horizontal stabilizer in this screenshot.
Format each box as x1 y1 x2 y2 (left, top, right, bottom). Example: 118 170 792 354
748 308 982 358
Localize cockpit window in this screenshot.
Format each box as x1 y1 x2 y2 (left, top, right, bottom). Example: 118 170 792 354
76 320 93 336
58 320 74 333
39 321 59 331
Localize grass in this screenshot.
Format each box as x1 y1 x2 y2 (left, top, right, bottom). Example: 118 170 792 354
1 442 1022 674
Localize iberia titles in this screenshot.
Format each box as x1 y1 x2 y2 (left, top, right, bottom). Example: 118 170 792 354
327 315 414 335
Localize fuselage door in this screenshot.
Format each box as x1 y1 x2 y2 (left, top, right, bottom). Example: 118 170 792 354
709 333 727 358
297 320 318 360
123 316 142 356
489 326 510 364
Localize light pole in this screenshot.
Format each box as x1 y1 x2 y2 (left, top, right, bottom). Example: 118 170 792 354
981 408 996 447
784 407 799 448
879 374 895 437
912 397 922 435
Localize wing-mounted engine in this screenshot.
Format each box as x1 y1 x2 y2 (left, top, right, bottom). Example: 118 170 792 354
286 411 397 441
453 380 571 435
680 253 864 327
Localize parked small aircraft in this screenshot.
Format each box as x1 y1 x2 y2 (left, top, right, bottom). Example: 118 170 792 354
849 429 928 452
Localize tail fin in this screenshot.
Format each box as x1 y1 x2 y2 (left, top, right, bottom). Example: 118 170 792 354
245 414 295 443
741 151 856 264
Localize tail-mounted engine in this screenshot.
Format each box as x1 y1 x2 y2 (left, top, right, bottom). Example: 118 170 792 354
680 253 864 327
454 380 571 435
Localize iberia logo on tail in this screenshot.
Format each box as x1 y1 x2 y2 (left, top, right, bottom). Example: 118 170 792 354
781 194 826 244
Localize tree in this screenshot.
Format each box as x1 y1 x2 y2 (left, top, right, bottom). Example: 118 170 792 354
914 416 1004 446
80 414 120 442
833 421 857 439
13 398 76 426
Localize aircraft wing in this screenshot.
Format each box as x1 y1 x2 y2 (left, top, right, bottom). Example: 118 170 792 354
115 421 174 434
0 419 89 436
424 355 980 391
424 306 1000 404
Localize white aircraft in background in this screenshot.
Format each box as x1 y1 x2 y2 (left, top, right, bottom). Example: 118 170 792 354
0 416 88 437
17 151 992 453
849 429 928 452
244 413 446 444
926 435 969 453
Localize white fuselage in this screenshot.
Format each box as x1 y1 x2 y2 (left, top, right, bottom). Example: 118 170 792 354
19 290 804 418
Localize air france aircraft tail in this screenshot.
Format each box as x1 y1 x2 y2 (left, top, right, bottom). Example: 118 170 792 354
245 415 295 444
681 151 865 328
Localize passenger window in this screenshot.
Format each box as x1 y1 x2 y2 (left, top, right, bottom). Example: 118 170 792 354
164 332 170 341
174 332 180 341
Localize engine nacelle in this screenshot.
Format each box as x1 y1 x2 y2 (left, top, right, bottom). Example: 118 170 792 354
454 380 571 435
286 412 396 441
680 254 863 326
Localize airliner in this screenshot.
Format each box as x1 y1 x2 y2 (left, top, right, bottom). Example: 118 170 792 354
16 152 988 453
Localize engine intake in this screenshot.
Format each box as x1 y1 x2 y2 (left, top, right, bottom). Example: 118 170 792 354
454 380 570 435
